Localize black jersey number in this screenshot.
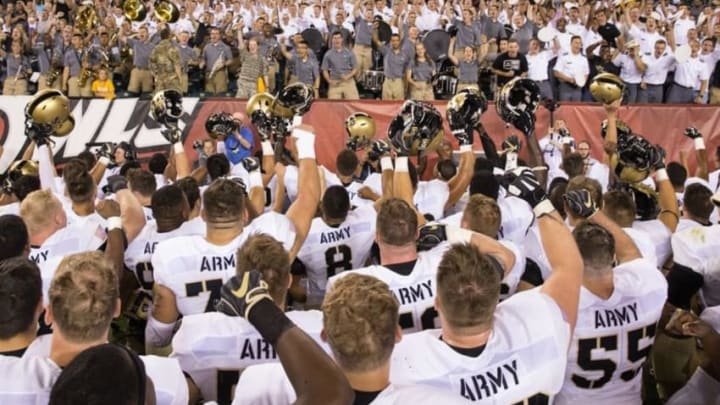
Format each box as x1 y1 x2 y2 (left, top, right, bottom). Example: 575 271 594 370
399 306 439 331
217 369 240 405
185 279 224 313
513 393 550 405
572 323 657 389
134 262 154 290
325 244 352 278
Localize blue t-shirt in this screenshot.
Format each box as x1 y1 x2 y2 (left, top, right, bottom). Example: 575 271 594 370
224 127 254 164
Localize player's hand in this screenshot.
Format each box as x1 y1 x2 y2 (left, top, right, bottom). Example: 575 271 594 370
507 168 546 208
562 189 598 219
241 156 260 173
161 127 182 144
345 138 359 151
649 144 666 171
357 186 376 200
96 199 121 219
603 98 621 115
683 127 702 139
502 134 521 153
215 270 272 318
192 140 203 150
665 308 698 336
97 142 115 162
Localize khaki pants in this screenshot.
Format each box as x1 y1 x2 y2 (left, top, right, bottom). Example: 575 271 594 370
128 68 154 94
38 73 61 91
180 73 189 94
3 78 27 95
235 77 256 98
154 73 182 93
327 78 359 99
67 76 93 98
409 81 434 101
266 62 278 93
382 78 405 100
709 86 720 105
456 82 479 94
353 45 372 80
651 333 698 400
205 69 228 94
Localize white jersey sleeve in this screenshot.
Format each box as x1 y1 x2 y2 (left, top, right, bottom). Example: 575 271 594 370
327 244 449 334
555 259 667 405
522 225 552 282
298 204 377 306
498 240 525 301
344 180 375 207
152 233 248 316
362 172 383 196
622 227 658 267
0 356 61 404
414 180 450 221
141 356 190 405
671 224 720 307
171 310 326 403
390 289 571 403
232 363 295 405
497 196 533 245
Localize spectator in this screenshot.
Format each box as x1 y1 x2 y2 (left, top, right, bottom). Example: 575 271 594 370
491 38 528 88
554 35 589 102
91 68 115 100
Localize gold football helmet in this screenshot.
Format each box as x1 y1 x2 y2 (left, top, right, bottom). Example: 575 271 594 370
8 160 39 178
589 73 625 104
246 92 275 116
345 112 376 151
25 89 74 137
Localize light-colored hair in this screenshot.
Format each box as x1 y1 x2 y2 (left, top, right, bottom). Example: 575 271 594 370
20 189 63 235
322 274 398 372
462 194 501 238
49 252 119 343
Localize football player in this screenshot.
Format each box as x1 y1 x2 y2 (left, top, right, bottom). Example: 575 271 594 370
295 185 379 307
15 252 190 404
0 214 30 261
148 126 320 349
172 234 328 403
555 189 667 404
389 170 583 403
234 273 472 404
0 258 43 356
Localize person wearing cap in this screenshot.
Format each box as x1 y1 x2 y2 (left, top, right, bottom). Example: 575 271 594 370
640 39 674 103
553 35 589 102
667 39 709 103
612 40 646 103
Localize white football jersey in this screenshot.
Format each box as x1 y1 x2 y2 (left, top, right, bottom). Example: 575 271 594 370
171 310 326 403
0 355 60 404
671 224 720 307
363 172 383 196
0 202 20 216
498 240 525 301
298 204 377 305
343 179 375 207
441 196 533 246
245 211 297 253
555 259 667 405
234 362 473 405
414 179 450 221
622 227 658 267
63 210 107 249
522 225 552 282
29 222 107 303
143 206 155 222
390 290 571 403
141 356 190 405
284 165 340 203
327 244 449 333
632 220 672 268
152 232 249 316
666 366 720 405
125 220 204 291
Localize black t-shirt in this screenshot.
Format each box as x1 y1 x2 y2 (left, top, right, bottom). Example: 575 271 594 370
598 23 621 48
492 52 528 86
588 55 620 82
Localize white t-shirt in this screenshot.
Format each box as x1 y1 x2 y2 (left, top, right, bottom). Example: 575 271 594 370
297 204 377 306
327 244 450 333
390 290 571 403
152 232 249 316
171 310 326 402
555 259 667 405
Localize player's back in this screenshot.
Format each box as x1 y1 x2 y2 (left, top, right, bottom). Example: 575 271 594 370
671 224 720 307
414 179 450 221
328 244 449 333
298 204 377 305
390 289 571 403
171 310 326 403
0 355 60 404
555 258 667 405
125 220 204 291
152 232 248 316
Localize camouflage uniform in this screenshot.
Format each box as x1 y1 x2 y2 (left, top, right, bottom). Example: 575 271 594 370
150 39 182 92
